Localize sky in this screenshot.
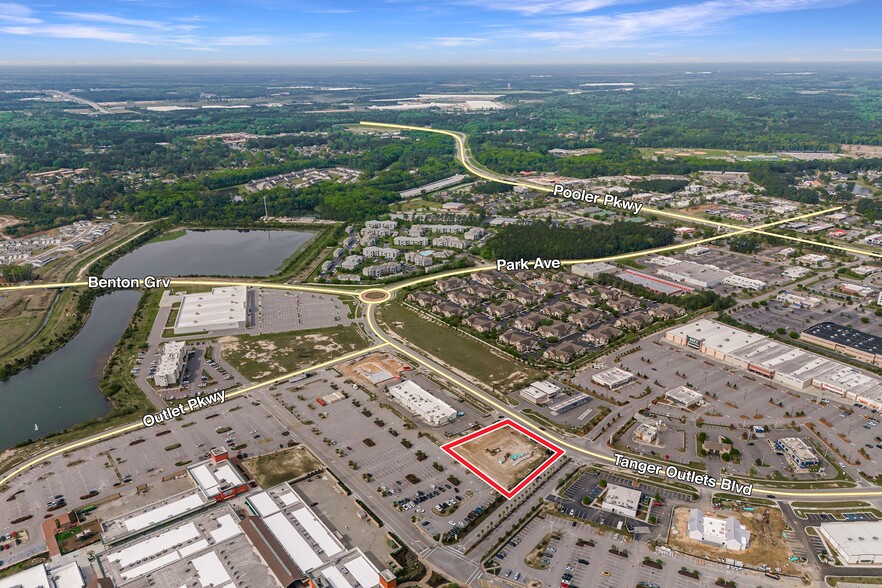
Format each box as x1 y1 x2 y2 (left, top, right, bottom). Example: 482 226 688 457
2 0 882 64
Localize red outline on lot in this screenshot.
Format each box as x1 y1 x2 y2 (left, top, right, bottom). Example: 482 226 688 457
441 418 565 499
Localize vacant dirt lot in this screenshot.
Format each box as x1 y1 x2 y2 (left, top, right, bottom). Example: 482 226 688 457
668 506 797 573
841 144 882 158
220 325 365 380
242 445 323 488
452 425 551 491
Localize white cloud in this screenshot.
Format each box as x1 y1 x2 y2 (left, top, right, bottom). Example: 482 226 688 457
0 3 40 24
54 12 169 29
213 35 271 46
429 36 488 47
1 24 149 43
462 0 634 15
524 0 855 48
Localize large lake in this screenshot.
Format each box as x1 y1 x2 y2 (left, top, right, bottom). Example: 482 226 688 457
0 290 141 449
103 229 315 278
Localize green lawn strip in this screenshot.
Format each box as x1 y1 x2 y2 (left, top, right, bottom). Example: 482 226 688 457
377 301 541 394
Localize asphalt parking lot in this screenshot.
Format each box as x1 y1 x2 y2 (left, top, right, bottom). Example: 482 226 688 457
0 394 290 567
256 289 352 333
273 367 500 543
610 334 882 478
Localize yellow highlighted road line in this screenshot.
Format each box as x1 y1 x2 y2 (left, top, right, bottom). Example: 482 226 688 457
0 343 387 487
168 279 360 297
0 281 88 293
366 307 614 463
367 309 882 498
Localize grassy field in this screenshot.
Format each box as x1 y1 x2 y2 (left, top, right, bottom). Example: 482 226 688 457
242 446 323 488
147 229 186 243
221 325 367 380
377 302 541 393
638 147 784 160
392 198 444 212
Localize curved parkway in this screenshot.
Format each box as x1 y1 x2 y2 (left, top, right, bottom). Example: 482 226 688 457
1 130 881 500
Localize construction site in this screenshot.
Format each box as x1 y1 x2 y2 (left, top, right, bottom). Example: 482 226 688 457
448 423 554 492
337 351 412 387
667 506 797 574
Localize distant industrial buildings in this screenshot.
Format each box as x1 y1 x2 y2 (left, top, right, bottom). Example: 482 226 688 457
0 561 85 588
98 478 393 588
665 319 882 409
174 285 248 335
571 261 618 279
820 521 882 565
776 290 822 309
387 380 457 426
653 259 766 291
687 509 751 551
801 322 882 368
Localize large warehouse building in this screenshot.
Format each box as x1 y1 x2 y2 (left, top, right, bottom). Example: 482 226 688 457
387 380 457 426
801 322 882 368
820 521 882 565
665 319 882 409
174 285 248 335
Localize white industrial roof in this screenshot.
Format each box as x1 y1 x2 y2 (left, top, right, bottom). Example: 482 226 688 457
293 508 343 557
821 521 882 559
263 511 323 572
210 514 242 543
592 367 634 386
51 562 85 588
179 539 210 557
248 491 280 517
122 551 180 581
108 522 200 568
176 285 247 331
0 564 50 588
666 386 703 404
123 492 205 532
189 461 246 498
667 319 764 355
322 567 354 588
604 484 641 509
344 554 380 588
192 551 232 588
279 492 300 506
531 380 560 395
388 380 457 422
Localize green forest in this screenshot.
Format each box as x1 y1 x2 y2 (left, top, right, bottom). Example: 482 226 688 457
483 222 675 261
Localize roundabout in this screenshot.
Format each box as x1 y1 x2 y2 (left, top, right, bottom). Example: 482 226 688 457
358 288 391 304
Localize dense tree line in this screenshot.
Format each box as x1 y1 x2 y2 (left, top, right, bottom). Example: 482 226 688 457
594 272 736 312
483 221 674 261
0 264 34 283
856 198 882 222
728 236 762 254
631 178 689 193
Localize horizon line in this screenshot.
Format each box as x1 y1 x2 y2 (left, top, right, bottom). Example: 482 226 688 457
3 59 882 68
